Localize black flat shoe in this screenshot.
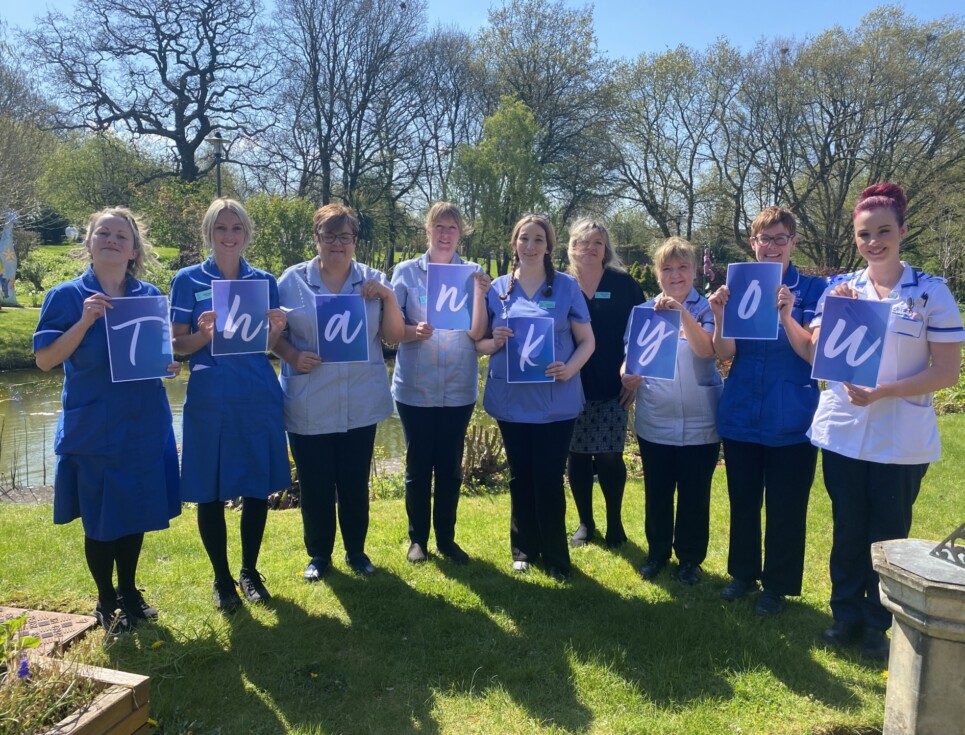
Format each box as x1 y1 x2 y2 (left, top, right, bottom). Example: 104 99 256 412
720 577 759 601
116 587 158 620
238 568 272 603
406 542 428 564
346 553 376 576
605 526 628 548
638 559 666 581
822 620 863 648
569 523 597 548
860 628 890 661
754 589 786 616
213 577 243 612
437 542 470 564
676 563 702 586
94 601 132 634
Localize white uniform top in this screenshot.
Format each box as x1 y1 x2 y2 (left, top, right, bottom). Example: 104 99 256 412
808 263 964 464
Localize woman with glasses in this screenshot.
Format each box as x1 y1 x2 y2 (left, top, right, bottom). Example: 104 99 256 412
564 219 643 549
708 206 825 616
170 198 290 612
391 202 489 564
273 204 405 578
808 183 963 659
476 214 595 581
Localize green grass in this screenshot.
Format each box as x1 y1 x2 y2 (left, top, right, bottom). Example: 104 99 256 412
0 308 39 371
3 415 964 734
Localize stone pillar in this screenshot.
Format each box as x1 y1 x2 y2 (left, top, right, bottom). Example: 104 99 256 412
872 539 965 735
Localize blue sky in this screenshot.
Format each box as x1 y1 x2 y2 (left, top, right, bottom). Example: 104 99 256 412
4 1 963 58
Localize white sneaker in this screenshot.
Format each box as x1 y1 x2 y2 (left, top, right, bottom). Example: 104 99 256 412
512 560 530 573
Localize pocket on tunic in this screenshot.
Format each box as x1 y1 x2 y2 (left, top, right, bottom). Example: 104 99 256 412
56 402 110 456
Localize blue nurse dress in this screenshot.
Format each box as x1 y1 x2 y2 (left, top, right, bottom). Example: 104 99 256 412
32 268 181 542
170 257 290 502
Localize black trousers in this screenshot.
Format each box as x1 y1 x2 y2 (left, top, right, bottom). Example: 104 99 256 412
822 449 926 631
288 424 377 559
396 401 475 548
498 419 576 574
637 438 719 566
722 439 817 596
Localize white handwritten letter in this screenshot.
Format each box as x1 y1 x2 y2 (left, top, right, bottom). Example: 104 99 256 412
324 311 364 344
435 284 468 314
635 318 676 367
111 316 167 365
223 294 265 342
518 324 545 371
737 280 762 320
823 318 880 367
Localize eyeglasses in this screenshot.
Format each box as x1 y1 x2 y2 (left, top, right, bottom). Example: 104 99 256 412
573 240 603 252
754 234 792 247
521 212 550 221
318 232 357 245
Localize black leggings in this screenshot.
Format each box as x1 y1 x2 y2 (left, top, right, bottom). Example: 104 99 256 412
84 533 144 606
566 451 627 535
197 497 269 581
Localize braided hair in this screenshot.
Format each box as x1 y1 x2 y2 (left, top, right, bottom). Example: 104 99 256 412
501 215 557 307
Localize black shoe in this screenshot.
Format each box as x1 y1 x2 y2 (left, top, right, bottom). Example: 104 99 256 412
407 542 428 564
755 589 786 616
94 601 132 634
213 577 243 612
569 523 596 548
547 566 570 583
860 627 890 661
638 559 666 581
676 563 702 586
346 553 376 576
238 568 272 603
605 525 628 548
303 556 330 581
437 542 470 564
720 577 759 601
116 587 158 620
822 620 863 648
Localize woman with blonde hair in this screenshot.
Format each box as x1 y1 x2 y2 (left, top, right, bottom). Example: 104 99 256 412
565 219 643 548
170 198 290 612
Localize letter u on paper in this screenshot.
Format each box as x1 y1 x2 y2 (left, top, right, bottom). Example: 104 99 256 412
811 296 892 388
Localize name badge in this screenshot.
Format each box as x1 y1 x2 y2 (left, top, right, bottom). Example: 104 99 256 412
195 288 212 302
594 291 611 299
419 294 427 305
891 315 924 338
538 300 555 310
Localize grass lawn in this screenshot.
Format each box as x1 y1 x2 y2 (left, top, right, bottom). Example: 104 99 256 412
0 307 40 371
3 415 964 734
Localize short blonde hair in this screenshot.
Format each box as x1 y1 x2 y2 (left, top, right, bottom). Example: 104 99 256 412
566 218 624 275
84 207 155 279
202 198 254 251
425 201 467 235
652 236 696 272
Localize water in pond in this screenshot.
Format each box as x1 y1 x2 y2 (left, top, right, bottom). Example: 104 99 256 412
0 365 407 488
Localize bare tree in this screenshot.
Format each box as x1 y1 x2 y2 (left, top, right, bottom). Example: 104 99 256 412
26 0 274 182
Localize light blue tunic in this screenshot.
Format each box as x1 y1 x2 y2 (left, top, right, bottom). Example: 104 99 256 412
278 257 393 435
482 272 590 423
33 268 180 541
391 252 482 407
170 257 290 502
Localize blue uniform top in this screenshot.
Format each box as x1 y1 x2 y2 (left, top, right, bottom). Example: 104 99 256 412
33 268 180 541
717 263 826 447
391 252 483 407
482 272 591 423
169 257 290 502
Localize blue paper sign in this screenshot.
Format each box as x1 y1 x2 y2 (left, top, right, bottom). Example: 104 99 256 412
722 262 783 340
506 316 555 384
625 306 681 380
104 296 174 383
211 279 269 356
314 294 369 363
426 263 475 330
812 296 892 388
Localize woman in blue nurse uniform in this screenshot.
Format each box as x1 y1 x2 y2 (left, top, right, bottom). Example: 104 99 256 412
170 198 290 612
708 206 826 616
274 203 405 578
476 214 595 581
391 202 489 564
808 183 964 659
34 207 180 632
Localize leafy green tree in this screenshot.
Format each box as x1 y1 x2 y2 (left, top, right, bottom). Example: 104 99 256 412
245 194 316 275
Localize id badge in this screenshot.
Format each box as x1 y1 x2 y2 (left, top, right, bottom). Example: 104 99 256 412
891 315 924 338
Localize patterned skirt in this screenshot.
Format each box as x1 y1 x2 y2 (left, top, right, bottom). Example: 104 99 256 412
569 398 629 454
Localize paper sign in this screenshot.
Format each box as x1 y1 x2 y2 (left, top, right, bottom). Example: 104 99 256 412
314 294 369 363
722 262 783 339
211 280 269 356
427 263 475 330
811 296 892 388
625 306 680 380
104 296 174 383
506 316 555 383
